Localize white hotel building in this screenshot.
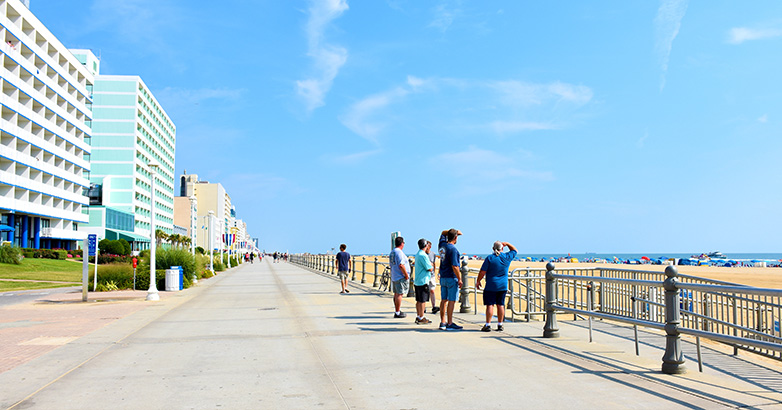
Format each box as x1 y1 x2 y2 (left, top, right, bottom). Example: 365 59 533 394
0 0 94 250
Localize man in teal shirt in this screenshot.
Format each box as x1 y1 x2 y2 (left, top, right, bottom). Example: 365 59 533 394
414 238 434 324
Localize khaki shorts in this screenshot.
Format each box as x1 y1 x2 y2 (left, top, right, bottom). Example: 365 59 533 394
337 270 349 279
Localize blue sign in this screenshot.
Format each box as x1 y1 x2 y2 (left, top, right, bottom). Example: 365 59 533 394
775 320 780 333
88 234 97 256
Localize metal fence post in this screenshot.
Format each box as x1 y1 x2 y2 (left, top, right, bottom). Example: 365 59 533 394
459 259 472 313
543 262 559 338
351 257 356 281
408 257 415 297
361 256 367 283
373 257 379 287
662 265 686 374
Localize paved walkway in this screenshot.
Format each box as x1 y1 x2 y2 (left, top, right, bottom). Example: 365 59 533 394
1 259 781 409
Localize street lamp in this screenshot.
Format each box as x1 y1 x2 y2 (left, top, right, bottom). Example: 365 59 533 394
208 210 214 274
146 162 160 302
189 195 197 284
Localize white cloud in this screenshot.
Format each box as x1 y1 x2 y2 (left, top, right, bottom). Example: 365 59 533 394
638 130 649 148
491 81 593 107
158 87 244 105
654 0 689 90
328 149 382 164
296 0 349 113
429 2 461 33
489 121 557 135
728 27 782 44
340 87 409 144
431 146 553 195
758 114 768 123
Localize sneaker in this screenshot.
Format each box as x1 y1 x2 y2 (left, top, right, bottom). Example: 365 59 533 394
431 307 440 314
439 322 447 330
415 317 431 325
481 324 491 332
446 323 463 330
344 289 350 293
497 324 504 332
394 312 407 318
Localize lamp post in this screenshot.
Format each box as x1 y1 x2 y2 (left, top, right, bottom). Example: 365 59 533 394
189 195 197 284
208 211 214 273
146 162 160 301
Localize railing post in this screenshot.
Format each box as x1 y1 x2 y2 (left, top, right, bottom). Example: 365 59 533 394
543 262 559 338
351 257 356 281
361 256 367 283
373 257 379 287
459 259 472 313
662 265 686 374
702 294 712 331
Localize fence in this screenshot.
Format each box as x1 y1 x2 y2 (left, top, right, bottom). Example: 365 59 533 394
292 253 782 374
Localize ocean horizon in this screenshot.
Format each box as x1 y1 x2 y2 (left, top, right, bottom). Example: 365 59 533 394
354 252 782 261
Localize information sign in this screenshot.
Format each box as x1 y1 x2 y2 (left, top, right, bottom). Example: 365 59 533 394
88 234 97 257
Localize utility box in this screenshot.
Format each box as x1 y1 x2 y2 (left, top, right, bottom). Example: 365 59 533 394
165 268 180 291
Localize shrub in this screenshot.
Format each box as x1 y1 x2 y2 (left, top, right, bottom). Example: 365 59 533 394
195 246 205 255
118 239 131 256
22 251 34 259
54 250 67 260
213 260 225 272
156 247 196 288
97 254 130 264
96 281 119 292
72 249 83 257
89 263 134 290
98 238 112 254
0 244 23 264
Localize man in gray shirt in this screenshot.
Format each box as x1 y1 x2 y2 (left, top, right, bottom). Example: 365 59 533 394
390 236 410 318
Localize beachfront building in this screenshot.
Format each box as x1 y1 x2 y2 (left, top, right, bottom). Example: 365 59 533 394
0 0 94 250
74 66 176 250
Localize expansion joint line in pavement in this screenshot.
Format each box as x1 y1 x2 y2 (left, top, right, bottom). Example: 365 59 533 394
268 263 351 410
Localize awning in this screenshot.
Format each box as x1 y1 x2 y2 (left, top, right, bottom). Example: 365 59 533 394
105 229 150 242
0 224 14 232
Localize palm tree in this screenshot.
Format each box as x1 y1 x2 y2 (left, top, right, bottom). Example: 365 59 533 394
168 233 181 248
155 229 168 248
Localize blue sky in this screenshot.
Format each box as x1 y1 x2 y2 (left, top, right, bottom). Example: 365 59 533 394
35 1 782 254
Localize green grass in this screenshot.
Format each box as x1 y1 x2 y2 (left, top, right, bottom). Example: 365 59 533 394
0 281 78 292
0 258 84 282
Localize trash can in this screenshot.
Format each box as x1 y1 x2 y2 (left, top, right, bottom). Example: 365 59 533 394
165 268 180 291
177 266 184 290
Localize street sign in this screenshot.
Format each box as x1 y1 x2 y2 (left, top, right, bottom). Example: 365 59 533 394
88 234 97 257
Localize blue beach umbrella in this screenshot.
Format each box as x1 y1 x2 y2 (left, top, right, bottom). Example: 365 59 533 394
0 224 14 232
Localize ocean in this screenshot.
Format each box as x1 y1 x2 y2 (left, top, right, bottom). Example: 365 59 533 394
463 252 782 262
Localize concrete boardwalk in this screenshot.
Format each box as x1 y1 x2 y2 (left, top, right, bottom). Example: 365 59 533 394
1 259 782 409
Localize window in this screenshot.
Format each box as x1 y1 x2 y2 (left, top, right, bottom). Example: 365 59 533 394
73 223 78 231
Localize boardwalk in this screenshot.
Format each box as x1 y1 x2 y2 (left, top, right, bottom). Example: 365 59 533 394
1 259 781 409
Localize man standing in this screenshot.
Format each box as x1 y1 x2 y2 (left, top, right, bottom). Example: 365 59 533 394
476 241 517 332
335 244 351 294
426 240 439 314
438 228 463 330
414 238 433 324
390 236 410 318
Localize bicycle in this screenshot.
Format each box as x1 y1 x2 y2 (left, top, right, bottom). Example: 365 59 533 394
378 265 391 292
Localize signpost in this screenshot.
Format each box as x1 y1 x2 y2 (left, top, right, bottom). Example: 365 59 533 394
132 257 138 290
83 234 96 302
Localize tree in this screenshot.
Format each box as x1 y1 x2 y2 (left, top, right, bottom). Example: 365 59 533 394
155 229 168 247
118 239 131 255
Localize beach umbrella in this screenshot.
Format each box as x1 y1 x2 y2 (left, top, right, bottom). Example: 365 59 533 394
0 224 13 232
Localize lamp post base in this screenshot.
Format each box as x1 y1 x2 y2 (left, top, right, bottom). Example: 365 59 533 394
146 291 160 301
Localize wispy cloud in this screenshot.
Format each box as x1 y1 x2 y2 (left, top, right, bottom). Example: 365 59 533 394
431 146 553 195
654 0 689 90
758 114 768 123
327 149 382 164
340 87 410 144
429 2 462 33
341 77 593 142
295 0 349 113
158 87 244 105
728 27 782 44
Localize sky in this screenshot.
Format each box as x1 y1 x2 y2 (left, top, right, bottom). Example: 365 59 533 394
32 0 782 255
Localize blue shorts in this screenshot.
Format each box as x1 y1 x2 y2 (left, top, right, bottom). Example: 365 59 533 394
483 290 507 306
440 277 459 301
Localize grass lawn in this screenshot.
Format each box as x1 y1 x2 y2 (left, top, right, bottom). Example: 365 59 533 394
0 280 78 292
0 258 84 282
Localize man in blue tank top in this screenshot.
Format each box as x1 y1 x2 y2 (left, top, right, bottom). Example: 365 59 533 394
476 241 517 332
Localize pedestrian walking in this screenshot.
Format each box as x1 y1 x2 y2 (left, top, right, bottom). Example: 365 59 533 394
336 244 351 294
438 228 463 330
390 236 410 318
476 241 517 332
414 238 433 324
250 253 254 264
426 240 439 314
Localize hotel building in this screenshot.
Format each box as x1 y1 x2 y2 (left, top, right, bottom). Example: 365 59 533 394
0 0 93 249
78 72 176 250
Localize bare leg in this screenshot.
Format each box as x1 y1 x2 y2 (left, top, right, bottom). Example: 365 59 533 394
497 304 505 323
485 305 494 324
416 302 424 318
394 293 402 312
430 290 437 310
446 300 456 324
439 299 447 323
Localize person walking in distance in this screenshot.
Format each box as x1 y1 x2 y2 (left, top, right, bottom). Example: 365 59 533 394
476 241 517 332
426 240 439 314
335 244 351 294
390 236 410 318
414 238 434 324
438 229 463 330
